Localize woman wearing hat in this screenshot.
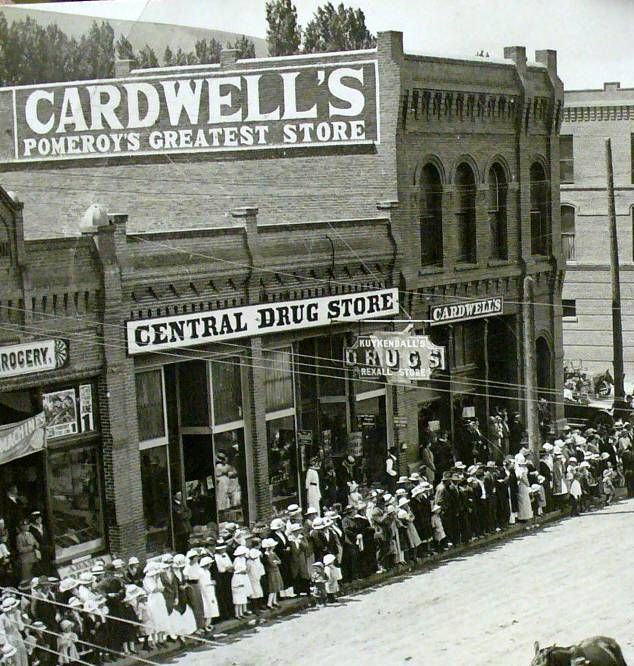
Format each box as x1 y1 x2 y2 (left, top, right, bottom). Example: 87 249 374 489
198 557 219 631
170 555 197 640
142 562 170 648
15 519 39 583
0 597 27 666
24 619 48 666
213 540 234 620
183 551 206 633
0 644 17 666
261 539 283 609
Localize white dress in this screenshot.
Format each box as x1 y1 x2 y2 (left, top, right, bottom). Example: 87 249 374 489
516 469 534 521
232 556 253 597
246 557 265 599
198 567 220 620
142 575 171 634
231 572 249 605
305 467 321 515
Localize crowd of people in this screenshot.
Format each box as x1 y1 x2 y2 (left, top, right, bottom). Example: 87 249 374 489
0 414 632 666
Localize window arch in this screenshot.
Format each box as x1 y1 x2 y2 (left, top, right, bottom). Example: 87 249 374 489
420 163 443 266
488 163 508 259
530 162 551 255
455 162 477 263
561 204 575 261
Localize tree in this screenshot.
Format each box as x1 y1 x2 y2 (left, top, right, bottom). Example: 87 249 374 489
115 34 135 62
266 0 301 56
228 34 256 59
303 2 376 54
81 21 115 79
163 46 174 67
137 44 159 69
194 38 222 64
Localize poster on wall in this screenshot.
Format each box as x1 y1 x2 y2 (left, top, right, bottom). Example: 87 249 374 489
79 384 94 433
42 388 78 439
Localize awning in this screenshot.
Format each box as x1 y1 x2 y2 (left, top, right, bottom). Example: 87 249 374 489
0 412 46 465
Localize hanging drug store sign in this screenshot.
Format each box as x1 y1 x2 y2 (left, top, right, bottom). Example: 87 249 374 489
126 288 398 355
344 332 446 384
429 297 503 325
2 60 379 163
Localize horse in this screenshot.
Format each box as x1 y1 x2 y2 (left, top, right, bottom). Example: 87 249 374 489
531 636 628 666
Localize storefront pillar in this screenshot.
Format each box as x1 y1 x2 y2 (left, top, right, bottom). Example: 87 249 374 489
244 337 273 523
447 324 456 451
94 216 145 558
483 318 490 423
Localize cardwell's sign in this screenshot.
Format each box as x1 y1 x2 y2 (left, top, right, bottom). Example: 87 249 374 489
126 288 398 355
0 339 69 379
429 297 504 325
2 60 379 163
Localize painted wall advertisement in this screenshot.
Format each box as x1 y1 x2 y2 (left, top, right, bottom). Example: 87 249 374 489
1 60 379 164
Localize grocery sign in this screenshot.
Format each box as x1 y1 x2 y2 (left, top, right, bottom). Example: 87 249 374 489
0 60 379 163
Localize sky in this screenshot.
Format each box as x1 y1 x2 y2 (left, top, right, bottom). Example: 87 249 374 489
20 0 634 89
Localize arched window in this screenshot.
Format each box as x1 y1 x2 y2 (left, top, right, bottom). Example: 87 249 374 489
561 205 575 261
420 163 443 266
488 164 508 259
0 219 11 264
530 162 551 255
455 162 477 263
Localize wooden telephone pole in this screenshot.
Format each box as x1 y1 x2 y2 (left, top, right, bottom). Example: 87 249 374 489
605 138 625 401
523 275 541 461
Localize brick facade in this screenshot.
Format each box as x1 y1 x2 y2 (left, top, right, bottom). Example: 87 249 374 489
561 82 634 387
0 31 565 559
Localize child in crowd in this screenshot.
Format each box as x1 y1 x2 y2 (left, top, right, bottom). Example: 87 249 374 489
262 539 283 610
569 472 583 516
310 562 327 606
246 548 265 611
231 560 250 619
322 554 342 603
431 505 447 550
603 468 616 505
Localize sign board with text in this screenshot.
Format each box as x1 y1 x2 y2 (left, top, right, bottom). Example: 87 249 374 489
429 297 503 325
0 339 68 379
127 288 398 354
344 332 446 384
1 60 379 164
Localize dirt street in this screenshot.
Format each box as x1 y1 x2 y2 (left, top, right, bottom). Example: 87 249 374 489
176 500 634 666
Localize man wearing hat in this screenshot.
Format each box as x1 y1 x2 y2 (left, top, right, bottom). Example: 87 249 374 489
336 455 359 506
213 539 234 620
410 485 433 555
172 491 193 554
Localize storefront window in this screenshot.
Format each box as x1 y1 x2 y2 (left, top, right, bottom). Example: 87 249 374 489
212 358 242 424
267 415 298 511
48 445 104 560
136 369 166 441
140 445 172 555
178 361 209 427
213 429 248 523
264 349 294 412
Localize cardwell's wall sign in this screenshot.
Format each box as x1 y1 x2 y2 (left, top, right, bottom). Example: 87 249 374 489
429 297 504 325
1 60 379 163
126 288 398 355
0 339 69 379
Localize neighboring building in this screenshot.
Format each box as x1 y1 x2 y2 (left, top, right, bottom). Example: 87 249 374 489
561 82 634 388
0 32 564 562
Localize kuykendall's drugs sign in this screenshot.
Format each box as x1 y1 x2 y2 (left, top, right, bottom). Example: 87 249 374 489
344 332 446 384
1 60 379 163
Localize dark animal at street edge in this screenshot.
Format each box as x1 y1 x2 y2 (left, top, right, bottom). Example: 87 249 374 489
530 636 628 666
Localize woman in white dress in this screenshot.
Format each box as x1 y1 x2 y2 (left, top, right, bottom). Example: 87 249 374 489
246 548 265 609
198 557 219 630
516 463 534 522
142 562 170 646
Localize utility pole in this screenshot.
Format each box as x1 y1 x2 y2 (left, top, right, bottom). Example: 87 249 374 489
606 138 625 401
523 275 540 462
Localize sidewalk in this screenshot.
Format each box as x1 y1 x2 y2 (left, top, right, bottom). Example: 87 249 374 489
111 505 580 666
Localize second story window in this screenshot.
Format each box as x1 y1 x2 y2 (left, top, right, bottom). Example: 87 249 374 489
420 163 443 266
561 205 576 261
456 162 477 263
488 164 508 260
560 135 574 184
530 162 551 256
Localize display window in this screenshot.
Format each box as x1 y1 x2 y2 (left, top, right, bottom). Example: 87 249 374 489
140 444 172 555
135 369 167 444
48 444 104 560
355 392 387 484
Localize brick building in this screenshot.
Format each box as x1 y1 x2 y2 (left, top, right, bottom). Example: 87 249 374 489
560 83 634 388
0 31 564 562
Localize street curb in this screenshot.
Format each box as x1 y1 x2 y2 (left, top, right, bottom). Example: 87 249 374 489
109 505 588 665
